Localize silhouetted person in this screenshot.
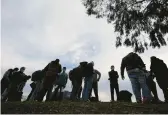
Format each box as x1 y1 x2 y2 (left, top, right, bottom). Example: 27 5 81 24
77 86 82 99
8 67 30 101
89 69 101 101
1 68 19 101
82 61 94 101
144 69 160 102
108 65 119 101
50 67 68 101
26 82 36 101
150 56 168 103
37 59 62 102
118 90 132 102
70 64 84 100
27 70 44 101
121 52 152 103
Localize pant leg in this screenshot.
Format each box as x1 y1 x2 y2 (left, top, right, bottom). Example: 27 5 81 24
70 80 78 100
58 86 64 101
150 82 159 100
46 85 53 101
138 72 152 100
114 83 119 101
77 86 82 99
93 82 99 101
82 77 93 101
89 84 93 100
162 88 168 102
129 76 141 102
110 83 115 101
51 85 59 101
37 87 48 102
26 88 35 101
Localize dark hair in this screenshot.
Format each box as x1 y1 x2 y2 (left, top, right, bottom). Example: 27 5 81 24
20 67 26 70
56 59 60 62
63 67 66 70
111 65 114 68
13 68 19 71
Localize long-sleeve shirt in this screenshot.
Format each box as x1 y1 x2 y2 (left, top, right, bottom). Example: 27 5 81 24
108 70 119 83
92 69 101 82
120 52 145 77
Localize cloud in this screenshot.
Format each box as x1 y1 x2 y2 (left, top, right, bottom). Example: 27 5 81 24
1 0 168 102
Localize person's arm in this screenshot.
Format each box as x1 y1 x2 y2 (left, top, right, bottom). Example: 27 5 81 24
138 56 146 69
95 70 101 81
116 71 119 78
108 72 110 80
3 70 10 81
121 57 126 80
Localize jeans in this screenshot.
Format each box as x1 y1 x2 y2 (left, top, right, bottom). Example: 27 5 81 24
128 70 152 102
82 77 93 101
89 82 99 101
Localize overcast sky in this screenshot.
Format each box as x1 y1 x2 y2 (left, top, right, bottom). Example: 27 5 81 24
1 0 168 102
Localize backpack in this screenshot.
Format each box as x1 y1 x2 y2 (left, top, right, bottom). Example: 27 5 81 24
31 70 44 81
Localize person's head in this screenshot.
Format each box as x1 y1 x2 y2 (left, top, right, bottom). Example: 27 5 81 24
63 67 66 72
55 59 60 63
20 67 26 73
91 61 94 66
111 65 115 70
150 56 157 62
13 68 19 72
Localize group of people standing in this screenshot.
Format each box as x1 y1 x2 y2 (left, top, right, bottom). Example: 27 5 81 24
1 52 168 104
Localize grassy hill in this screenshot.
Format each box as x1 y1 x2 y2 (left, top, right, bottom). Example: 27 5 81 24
1 101 168 114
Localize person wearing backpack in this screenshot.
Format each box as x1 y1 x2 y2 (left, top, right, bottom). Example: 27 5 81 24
36 59 62 102
82 61 94 101
121 52 152 103
27 70 45 101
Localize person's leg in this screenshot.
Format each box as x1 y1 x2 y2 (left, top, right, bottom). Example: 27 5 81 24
77 86 82 99
150 82 159 101
162 88 168 103
82 77 92 101
93 82 99 101
110 83 115 101
26 88 34 101
129 77 142 102
46 85 53 101
51 85 59 101
89 84 93 100
82 77 88 101
59 86 64 101
115 83 119 101
138 73 152 102
37 87 48 102
70 80 78 100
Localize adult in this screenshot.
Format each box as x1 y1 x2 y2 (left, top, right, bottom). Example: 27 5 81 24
89 69 101 101
121 52 152 103
150 56 168 103
82 61 94 101
36 59 62 102
108 65 119 101
50 67 68 101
